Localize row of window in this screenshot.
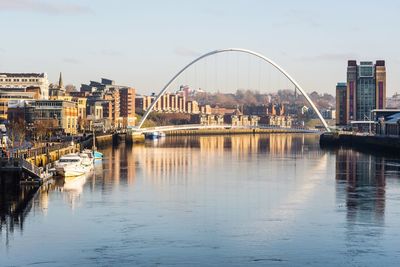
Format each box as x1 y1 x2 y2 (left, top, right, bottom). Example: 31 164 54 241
35 102 63 107
0 78 39 82
0 95 33 99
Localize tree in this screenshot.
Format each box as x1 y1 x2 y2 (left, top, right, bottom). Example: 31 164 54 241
33 120 57 143
8 122 16 148
15 118 26 146
65 84 77 93
46 119 59 141
33 121 45 143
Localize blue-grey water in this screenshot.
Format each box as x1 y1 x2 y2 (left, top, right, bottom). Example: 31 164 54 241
1 134 400 266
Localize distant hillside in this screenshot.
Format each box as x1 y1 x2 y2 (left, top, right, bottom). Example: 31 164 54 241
191 89 335 110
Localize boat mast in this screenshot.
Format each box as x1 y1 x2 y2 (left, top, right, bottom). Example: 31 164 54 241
92 123 96 151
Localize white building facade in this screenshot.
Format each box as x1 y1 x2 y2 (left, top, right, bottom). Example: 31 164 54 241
0 73 49 99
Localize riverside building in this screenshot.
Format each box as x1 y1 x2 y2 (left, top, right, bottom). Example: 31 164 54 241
336 82 347 125
81 78 136 129
32 100 78 135
0 91 36 120
346 60 386 122
0 73 49 99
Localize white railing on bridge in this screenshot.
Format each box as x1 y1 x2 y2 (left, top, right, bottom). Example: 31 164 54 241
129 124 321 134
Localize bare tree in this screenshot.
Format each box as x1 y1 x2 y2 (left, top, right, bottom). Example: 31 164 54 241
65 84 77 93
14 118 26 146
77 116 88 133
8 121 16 148
46 119 59 141
33 120 49 143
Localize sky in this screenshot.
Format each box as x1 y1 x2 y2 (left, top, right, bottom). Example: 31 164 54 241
0 0 399 95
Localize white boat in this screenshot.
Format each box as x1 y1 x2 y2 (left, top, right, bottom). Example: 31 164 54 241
55 154 91 178
79 152 94 171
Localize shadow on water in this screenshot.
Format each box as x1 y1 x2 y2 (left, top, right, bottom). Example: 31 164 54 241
0 183 39 245
0 172 94 246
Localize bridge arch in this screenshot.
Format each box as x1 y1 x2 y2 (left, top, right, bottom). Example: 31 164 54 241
137 48 330 132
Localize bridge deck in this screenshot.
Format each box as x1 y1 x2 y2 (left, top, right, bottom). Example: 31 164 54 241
133 124 320 134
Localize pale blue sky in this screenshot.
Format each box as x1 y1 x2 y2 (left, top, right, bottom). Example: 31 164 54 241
0 0 399 95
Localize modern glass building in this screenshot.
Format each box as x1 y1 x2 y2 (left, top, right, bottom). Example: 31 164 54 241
344 60 386 123
356 61 376 120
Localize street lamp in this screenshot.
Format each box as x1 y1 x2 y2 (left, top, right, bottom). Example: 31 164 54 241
363 114 372 135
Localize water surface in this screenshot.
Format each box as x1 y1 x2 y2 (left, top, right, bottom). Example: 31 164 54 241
1 134 400 266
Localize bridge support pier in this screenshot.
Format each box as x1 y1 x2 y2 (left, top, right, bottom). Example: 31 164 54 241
127 132 145 144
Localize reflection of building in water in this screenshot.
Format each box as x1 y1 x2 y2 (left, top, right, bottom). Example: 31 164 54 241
37 184 50 216
163 134 321 158
138 136 263 185
0 181 58 242
199 136 225 156
268 134 293 156
135 146 193 185
336 149 385 222
136 134 323 186
100 145 136 186
0 184 38 237
335 149 386 252
113 146 121 185
229 135 260 158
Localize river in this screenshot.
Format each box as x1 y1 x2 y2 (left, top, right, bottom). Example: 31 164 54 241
1 134 400 266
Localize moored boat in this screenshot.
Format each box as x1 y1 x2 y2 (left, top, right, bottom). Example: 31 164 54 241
79 152 94 171
145 131 164 139
93 150 103 160
89 127 103 160
55 153 93 178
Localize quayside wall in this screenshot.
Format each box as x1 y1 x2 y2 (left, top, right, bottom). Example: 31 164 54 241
320 133 400 154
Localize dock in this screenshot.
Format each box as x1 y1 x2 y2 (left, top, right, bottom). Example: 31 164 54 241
0 136 94 185
0 157 52 185
320 132 400 154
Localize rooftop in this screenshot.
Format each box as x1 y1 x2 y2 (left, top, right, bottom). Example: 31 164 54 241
0 73 46 78
360 61 373 65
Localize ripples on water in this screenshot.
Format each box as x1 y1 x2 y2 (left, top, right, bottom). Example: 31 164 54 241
1 134 400 266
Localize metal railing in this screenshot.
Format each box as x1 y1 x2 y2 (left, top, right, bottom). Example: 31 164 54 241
0 157 41 178
6 135 92 159
20 158 40 177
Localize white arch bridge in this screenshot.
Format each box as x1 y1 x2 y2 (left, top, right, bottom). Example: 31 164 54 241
134 48 330 132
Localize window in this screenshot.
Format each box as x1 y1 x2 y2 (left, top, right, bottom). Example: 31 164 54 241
359 66 374 77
